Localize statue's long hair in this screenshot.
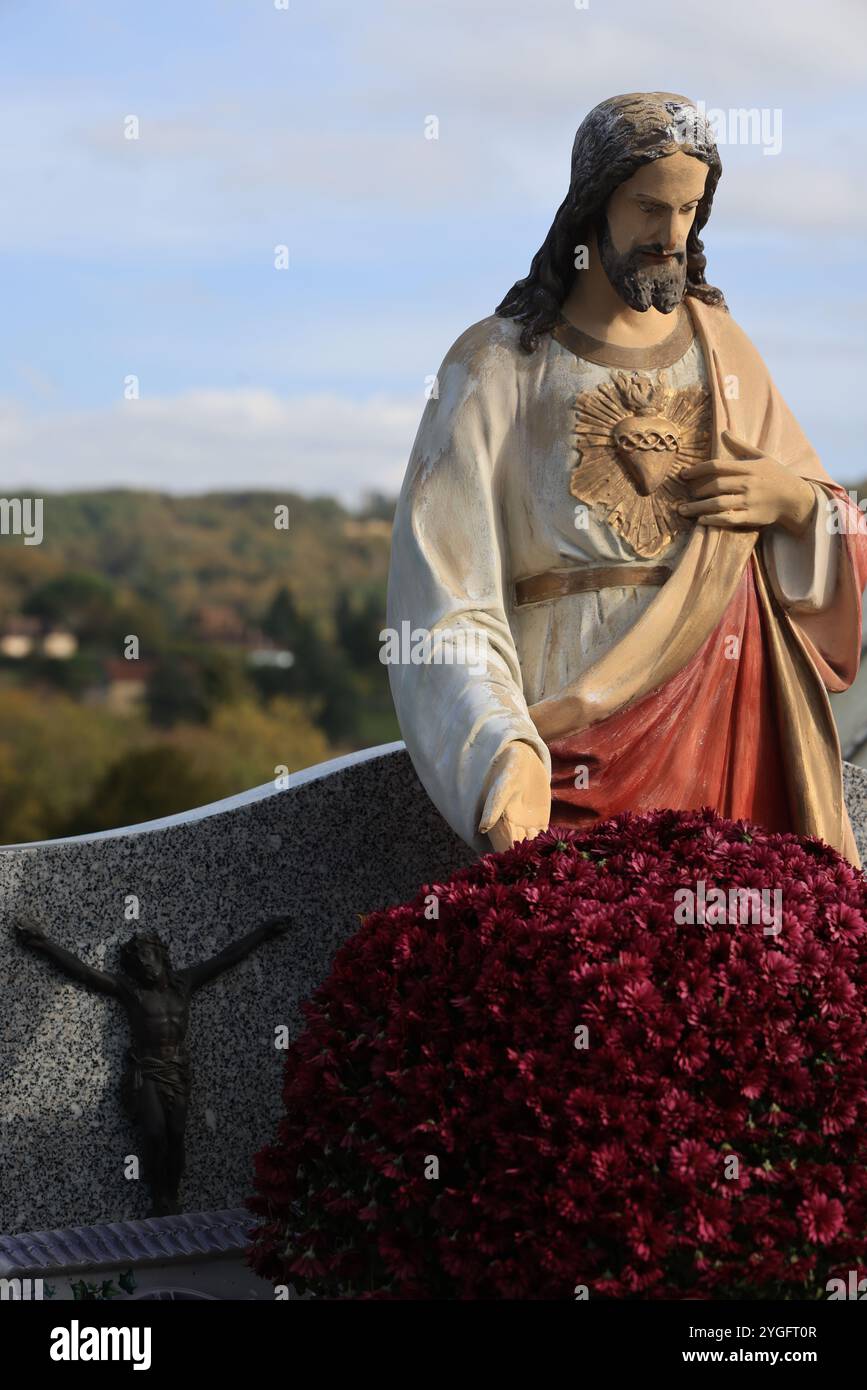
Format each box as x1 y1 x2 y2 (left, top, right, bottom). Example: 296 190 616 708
496 92 726 353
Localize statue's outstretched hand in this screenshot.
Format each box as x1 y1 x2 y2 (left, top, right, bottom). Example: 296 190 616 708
479 742 551 852
14 920 47 949
263 917 291 939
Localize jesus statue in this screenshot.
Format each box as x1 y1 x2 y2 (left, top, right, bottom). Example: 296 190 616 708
386 91 867 865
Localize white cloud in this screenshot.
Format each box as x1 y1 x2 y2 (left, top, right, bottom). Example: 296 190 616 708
2 308 864 514
0 389 421 504
1 0 864 499
1 0 864 262
357 0 867 102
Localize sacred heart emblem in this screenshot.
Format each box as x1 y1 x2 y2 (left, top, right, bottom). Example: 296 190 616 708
613 414 681 496
569 370 712 557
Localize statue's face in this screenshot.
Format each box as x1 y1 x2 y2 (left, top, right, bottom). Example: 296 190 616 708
130 941 166 986
597 151 709 313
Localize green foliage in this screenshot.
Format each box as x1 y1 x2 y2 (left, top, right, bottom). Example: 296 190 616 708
0 489 393 628
69 1275 125 1300
262 585 311 649
62 745 220 835
147 645 251 727
335 589 385 671
0 688 143 843
67 1269 136 1300
24 572 115 633
0 490 399 841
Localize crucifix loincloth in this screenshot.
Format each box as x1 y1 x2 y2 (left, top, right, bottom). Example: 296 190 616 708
121 1048 192 1113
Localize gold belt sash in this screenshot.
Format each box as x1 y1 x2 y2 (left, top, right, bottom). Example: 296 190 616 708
514 564 672 608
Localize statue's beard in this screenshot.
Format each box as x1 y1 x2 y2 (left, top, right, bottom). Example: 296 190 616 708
596 216 688 314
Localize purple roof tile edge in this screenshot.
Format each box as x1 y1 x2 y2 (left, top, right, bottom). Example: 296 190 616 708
0 1208 260 1277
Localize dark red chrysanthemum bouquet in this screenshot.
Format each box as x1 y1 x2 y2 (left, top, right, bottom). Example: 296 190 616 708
246 807 867 1299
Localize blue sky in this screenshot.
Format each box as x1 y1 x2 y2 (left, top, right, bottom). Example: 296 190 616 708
0 0 865 502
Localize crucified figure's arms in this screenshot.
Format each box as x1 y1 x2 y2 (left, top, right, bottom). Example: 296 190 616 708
180 916 291 992
14 921 120 996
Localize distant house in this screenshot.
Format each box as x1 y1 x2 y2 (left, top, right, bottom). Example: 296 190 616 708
86 659 156 715
343 518 392 541
247 643 295 670
194 605 249 644
0 616 40 659
194 605 293 669
0 617 78 661
42 630 78 660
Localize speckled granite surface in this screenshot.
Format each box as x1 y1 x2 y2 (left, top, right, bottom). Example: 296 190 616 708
1 746 865 1235
0 744 473 1233
843 761 867 865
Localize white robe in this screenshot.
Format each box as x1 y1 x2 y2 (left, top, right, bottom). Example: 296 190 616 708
386 312 838 854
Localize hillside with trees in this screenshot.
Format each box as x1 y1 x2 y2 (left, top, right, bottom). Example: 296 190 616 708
0 490 398 843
